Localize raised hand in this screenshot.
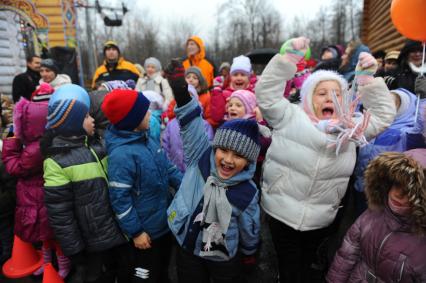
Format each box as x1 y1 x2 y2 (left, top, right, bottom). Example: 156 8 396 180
279 37 310 64
355 52 378 86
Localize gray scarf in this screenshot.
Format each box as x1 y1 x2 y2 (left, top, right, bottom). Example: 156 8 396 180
145 72 159 91
195 175 236 260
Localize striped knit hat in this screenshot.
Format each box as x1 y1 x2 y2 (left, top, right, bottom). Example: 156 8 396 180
46 84 90 136
101 89 150 131
212 118 260 162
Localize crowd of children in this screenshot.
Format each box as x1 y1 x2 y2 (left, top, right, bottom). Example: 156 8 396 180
0 35 425 283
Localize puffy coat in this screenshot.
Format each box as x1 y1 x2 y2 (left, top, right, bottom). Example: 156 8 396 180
2 99 53 243
162 117 214 172
167 98 260 261
183 36 216 88
92 57 140 89
135 73 173 111
43 136 126 256
105 126 182 240
255 54 396 231
39 74 71 90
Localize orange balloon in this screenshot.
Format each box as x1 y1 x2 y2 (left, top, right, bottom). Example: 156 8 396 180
391 0 426 42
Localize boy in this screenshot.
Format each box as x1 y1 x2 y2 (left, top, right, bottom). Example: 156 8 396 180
101 89 182 283
166 69 261 283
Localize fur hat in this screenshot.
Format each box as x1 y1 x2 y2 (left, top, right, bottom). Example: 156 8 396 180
229 90 257 119
365 152 426 233
230 55 252 75
300 70 348 117
212 118 260 162
144 57 162 72
102 89 150 131
46 84 90 136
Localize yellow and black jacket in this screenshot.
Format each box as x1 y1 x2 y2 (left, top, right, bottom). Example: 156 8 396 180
91 57 140 89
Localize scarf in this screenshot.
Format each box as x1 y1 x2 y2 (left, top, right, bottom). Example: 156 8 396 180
145 73 160 91
195 174 238 260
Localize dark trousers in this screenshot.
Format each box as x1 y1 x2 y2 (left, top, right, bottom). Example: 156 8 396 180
132 233 172 283
269 217 331 283
68 243 134 283
0 215 14 264
176 245 241 283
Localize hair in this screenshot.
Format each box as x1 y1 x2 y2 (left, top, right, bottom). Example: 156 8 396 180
364 152 426 234
26 54 40 63
373 50 386 60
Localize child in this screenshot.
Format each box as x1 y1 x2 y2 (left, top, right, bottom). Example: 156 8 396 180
2 91 71 278
162 85 214 172
166 73 261 282
327 152 426 282
41 84 128 282
101 89 182 283
135 57 173 111
255 37 396 282
165 66 216 127
211 55 256 124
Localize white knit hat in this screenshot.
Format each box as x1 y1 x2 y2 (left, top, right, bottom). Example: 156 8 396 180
230 55 252 75
300 70 348 117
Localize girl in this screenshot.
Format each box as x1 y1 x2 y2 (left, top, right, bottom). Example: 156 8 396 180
255 37 396 282
135 57 173 111
2 88 70 278
327 152 426 282
211 55 257 124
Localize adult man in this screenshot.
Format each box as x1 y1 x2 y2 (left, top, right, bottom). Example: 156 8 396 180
12 55 41 102
92 40 140 89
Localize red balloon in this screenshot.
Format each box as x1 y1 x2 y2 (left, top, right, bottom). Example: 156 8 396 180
391 0 426 42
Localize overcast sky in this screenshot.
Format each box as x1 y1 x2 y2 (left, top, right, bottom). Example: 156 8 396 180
122 0 335 43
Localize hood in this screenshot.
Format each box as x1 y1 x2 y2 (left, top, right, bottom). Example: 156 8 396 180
364 152 426 233
13 98 48 144
208 148 256 184
388 88 417 130
187 36 206 64
105 125 149 153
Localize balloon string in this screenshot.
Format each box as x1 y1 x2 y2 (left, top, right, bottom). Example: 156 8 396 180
414 42 425 123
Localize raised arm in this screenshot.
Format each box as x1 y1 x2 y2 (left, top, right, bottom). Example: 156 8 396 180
255 37 309 128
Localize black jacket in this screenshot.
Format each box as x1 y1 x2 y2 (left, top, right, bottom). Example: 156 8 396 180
43 136 126 256
0 157 16 219
12 68 41 102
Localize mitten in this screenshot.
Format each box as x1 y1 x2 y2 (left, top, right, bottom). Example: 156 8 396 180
355 52 378 86
164 58 185 81
165 59 190 107
415 75 426 99
279 37 310 65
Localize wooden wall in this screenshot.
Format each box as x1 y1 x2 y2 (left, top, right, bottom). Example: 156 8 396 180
361 0 406 52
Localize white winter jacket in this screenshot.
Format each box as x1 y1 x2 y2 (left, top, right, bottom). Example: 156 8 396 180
39 74 71 90
256 55 396 231
135 73 173 111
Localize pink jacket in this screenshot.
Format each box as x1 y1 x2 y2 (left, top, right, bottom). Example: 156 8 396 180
2 98 53 242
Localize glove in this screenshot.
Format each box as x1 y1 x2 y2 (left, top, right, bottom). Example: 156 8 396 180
279 37 310 64
415 75 426 99
355 52 378 86
164 58 185 81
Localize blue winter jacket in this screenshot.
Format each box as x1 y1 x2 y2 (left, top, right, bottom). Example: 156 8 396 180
105 126 182 240
354 90 425 193
167 98 260 262
149 109 162 143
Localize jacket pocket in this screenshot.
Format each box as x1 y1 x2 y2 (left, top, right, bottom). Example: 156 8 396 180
167 191 190 237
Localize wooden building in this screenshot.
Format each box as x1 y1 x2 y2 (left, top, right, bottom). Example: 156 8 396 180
361 0 406 53
0 0 77 95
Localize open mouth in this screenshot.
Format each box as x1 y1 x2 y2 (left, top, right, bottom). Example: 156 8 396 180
219 162 235 178
233 81 245 89
228 112 239 118
322 107 334 119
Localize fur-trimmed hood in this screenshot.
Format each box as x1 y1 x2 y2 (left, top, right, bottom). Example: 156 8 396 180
364 152 426 233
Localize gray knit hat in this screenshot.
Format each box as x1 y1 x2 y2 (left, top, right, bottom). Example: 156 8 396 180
144 57 162 72
212 118 260 162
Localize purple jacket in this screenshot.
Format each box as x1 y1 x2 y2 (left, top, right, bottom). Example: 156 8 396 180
1 98 53 243
327 207 426 282
162 118 214 172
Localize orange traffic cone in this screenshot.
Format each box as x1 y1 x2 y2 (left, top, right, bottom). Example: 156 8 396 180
42 263 64 283
2 235 43 278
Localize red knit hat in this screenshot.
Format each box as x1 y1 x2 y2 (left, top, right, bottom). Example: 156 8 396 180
101 89 150 131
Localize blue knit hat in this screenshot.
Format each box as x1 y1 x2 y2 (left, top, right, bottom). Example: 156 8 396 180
212 119 260 162
46 84 90 136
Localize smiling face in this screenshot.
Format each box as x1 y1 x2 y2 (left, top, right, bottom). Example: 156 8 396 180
40 67 56 83
389 185 410 208
230 72 249 90
227 97 246 119
146 64 157 77
312 80 342 120
214 148 248 179
186 40 200 57
408 50 423 67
